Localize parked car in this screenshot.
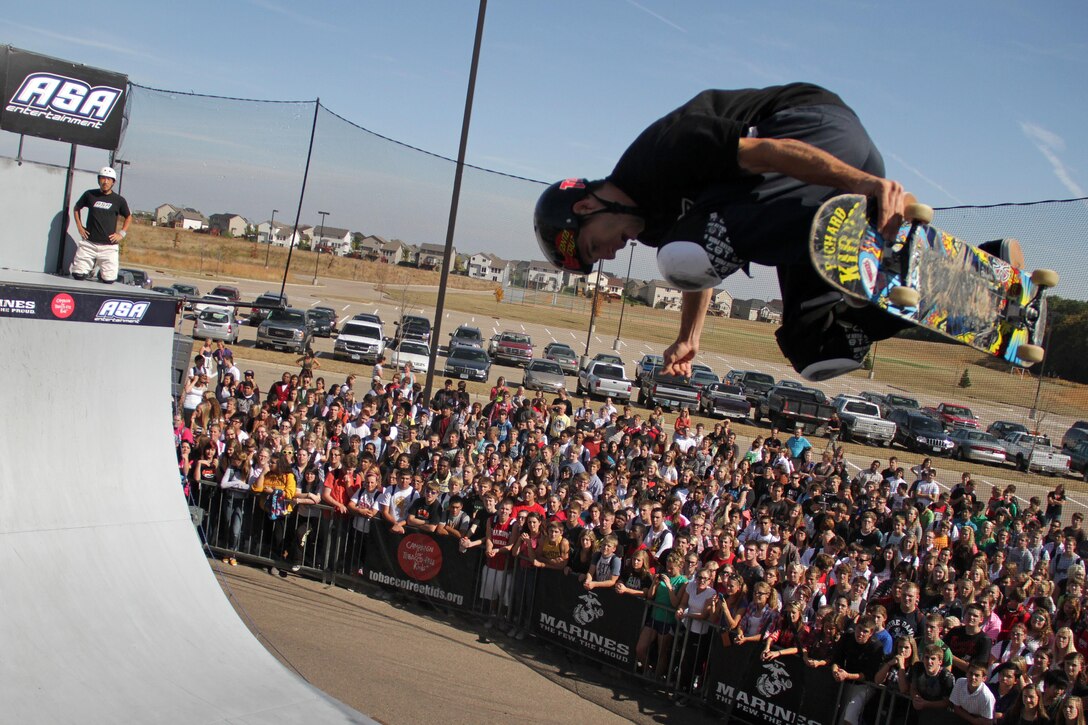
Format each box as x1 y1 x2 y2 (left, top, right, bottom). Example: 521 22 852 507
832 396 896 446
637 366 700 410
1003 432 1072 475
334 320 385 364
948 429 1008 465
578 361 633 402
1062 423 1088 452
634 354 664 383
580 352 623 372
888 409 955 455
543 342 578 375
352 312 384 326
690 368 719 391
193 308 239 344
388 338 431 374
759 385 836 435
395 315 431 345
922 402 981 430
151 286 179 297
987 420 1030 440
698 382 752 420
308 306 338 337
443 346 491 382
449 325 485 351
723 370 776 412
522 359 567 394
1069 440 1088 476
248 292 288 325
192 294 232 316
882 393 921 414
171 283 200 309
119 267 152 289
256 307 311 353
488 331 534 367
208 285 241 302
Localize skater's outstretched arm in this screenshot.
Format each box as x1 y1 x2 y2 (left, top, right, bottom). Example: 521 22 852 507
737 137 908 239
663 289 712 376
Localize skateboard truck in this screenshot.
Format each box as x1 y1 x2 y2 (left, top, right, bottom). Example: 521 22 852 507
886 202 934 310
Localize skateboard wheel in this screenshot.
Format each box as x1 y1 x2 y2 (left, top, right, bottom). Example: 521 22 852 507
889 286 920 308
905 203 934 224
1017 345 1045 364
1030 269 1059 288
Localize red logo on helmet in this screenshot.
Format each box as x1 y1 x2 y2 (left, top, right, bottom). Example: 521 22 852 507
557 229 581 270
559 178 586 191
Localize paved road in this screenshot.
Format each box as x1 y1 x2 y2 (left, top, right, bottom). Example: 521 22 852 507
216 561 718 725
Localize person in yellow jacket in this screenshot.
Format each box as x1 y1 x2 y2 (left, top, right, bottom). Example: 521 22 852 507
251 451 298 574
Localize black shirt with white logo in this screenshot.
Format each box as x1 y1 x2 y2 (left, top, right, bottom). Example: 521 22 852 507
75 189 130 244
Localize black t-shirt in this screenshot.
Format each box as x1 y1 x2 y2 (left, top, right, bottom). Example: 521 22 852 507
407 497 442 525
833 635 885 681
909 662 955 701
75 189 130 243
944 626 992 667
885 606 926 641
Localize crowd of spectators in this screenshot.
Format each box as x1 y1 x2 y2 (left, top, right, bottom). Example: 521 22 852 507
175 337 1088 724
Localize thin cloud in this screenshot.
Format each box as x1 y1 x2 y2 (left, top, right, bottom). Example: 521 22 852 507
1020 121 1086 197
623 0 686 33
0 21 164 63
888 152 967 205
244 0 337 31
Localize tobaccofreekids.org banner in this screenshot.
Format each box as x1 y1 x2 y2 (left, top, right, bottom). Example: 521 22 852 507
1 45 128 150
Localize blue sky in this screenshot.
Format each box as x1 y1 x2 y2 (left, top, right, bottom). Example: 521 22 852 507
3 1 1087 299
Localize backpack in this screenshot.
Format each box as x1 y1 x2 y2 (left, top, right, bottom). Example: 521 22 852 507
268 488 288 520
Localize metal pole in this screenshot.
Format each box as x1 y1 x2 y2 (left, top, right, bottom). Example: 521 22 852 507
422 0 488 406
313 210 329 285
867 340 878 380
55 144 78 275
582 259 604 363
279 98 321 303
114 159 130 194
613 244 635 351
1029 319 1052 420
264 208 278 267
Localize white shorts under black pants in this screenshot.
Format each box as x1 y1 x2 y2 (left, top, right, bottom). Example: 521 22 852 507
70 240 119 282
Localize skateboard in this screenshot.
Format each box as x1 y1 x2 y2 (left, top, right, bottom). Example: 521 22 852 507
809 194 1056 366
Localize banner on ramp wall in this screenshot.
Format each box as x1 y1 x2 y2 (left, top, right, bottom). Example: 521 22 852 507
704 640 840 725
1 45 128 150
364 524 481 609
530 569 642 670
0 283 176 327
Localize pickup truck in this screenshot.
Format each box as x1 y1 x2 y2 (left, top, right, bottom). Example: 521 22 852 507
634 354 663 383
723 369 777 414
577 362 633 402
637 366 701 411
922 402 980 430
487 331 533 367
758 384 836 435
699 382 752 420
1003 432 1073 475
580 352 623 372
832 396 896 446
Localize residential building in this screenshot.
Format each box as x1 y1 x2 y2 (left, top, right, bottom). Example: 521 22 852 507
522 261 564 292
467 253 509 284
581 270 625 297
759 299 784 324
208 213 248 238
635 280 683 310
730 298 764 321
313 225 352 256
169 208 208 231
418 242 455 270
154 203 179 226
711 288 733 317
256 221 301 248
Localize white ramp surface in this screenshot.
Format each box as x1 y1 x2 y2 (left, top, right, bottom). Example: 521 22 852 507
0 277 371 724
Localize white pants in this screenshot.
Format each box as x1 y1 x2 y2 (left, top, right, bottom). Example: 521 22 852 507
70 240 119 282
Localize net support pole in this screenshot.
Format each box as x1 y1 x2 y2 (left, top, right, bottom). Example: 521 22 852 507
54 144 77 275
422 0 487 406
279 98 321 303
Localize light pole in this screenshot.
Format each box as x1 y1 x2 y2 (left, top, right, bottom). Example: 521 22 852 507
264 208 278 267
113 159 130 194
581 259 604 367
312 210 329 285
613 244 635 351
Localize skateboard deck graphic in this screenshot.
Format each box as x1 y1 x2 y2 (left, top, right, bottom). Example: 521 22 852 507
809 194 1053 366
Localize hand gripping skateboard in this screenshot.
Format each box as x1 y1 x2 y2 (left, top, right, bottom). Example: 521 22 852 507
809 194 1056 366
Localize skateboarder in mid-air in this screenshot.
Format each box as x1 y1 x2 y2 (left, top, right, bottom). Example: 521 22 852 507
535 82 933 381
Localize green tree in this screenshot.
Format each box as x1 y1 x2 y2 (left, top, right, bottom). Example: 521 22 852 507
958 368 972 388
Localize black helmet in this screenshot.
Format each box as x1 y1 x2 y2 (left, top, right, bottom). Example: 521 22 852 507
533 178 595 275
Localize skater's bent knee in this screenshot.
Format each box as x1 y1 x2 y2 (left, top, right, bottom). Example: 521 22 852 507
656 241 724 291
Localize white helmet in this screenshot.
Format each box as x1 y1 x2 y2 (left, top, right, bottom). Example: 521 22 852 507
98 166 117 180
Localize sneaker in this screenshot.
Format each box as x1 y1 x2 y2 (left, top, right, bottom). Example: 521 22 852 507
516 629 527 641
229 558 238 566
290 564 302 573
221 557 231 565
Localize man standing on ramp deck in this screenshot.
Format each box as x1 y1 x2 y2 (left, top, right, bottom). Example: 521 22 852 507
533 82 913 381
70 166 132 284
